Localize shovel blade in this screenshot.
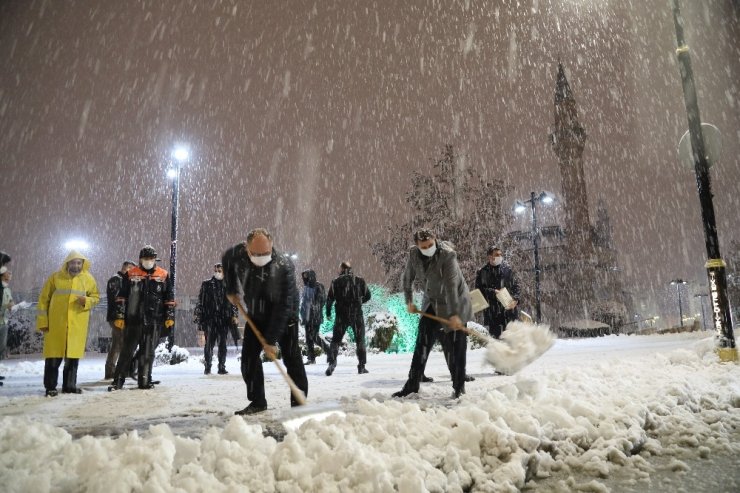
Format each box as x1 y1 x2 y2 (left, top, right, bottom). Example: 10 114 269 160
484 321 554 374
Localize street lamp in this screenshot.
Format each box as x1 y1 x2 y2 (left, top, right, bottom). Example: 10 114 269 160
694 293 708 330
63 239 90 251
670 279 687 328
514 191 555 323
167 145 189 348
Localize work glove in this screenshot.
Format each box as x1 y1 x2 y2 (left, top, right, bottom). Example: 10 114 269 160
113 319 125 330
164 319 175 329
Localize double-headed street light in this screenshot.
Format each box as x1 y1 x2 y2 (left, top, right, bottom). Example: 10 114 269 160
167 145 190 348
669 279 687 328
514 191 555 323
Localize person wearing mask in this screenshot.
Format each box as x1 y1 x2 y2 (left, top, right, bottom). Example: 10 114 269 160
0 266 14 386
300 269 328 364
194 263 238 375
475 246 520 339
325 261 371 376
392 229 471 399
37 251 100 396
104 260 135 380
109 245 175 391
222 228 308 415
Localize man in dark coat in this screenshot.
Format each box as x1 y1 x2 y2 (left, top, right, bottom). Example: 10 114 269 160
300 269 328 364
325 261 371 376
110 245 175 390
393 229 472 399
222 228 308 416
475 246 520 339
194 263 238 375
104 260 135 379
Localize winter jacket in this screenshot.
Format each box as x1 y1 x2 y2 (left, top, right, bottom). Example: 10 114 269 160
105 271 126 322
116 264 175 328
0 285 12 326
300 270 325 326
194 276 238 328
36 250 100 359
475 262 520 323
326 268 370 318
222 243 299 345
402 241 472 327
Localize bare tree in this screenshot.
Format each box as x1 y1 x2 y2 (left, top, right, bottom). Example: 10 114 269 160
372 144 529 301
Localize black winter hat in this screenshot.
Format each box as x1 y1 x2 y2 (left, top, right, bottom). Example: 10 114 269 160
139 245 158 259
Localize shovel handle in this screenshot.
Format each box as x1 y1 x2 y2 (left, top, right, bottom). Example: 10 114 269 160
411 308 491 343
233 298 307 406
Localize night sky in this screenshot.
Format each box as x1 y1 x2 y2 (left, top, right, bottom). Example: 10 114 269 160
1 0 738 319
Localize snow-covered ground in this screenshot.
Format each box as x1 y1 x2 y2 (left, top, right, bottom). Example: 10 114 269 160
1 331 738 492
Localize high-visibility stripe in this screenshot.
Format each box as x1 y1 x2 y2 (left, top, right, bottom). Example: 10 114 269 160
52 289 87 297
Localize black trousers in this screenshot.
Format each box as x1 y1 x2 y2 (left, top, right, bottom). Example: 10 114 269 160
241 318 308 407
204 324 228 370
304 321 327 362
328 309 366 366
44 357 79 391
484 309 517 339
400 309 467 394
113 323 157 388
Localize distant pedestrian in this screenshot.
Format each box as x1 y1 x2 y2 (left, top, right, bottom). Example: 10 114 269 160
109 245 175 391
475 246 520 339
325 261 371 376
222 228 308 415
194 263 238 375
392 229 471 399
104 260 135 380
0 265 14 386
37 250 100 396
300 269 328 364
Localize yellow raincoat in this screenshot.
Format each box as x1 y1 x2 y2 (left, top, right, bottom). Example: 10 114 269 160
36 250 100 358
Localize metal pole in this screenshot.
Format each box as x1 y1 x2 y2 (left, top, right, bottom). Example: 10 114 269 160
695 294 708 330
168 163 180 350
676 284 684 328
531 191 542 323
671 0 735 360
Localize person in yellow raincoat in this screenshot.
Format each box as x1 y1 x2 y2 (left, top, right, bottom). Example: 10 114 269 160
36 250 99 396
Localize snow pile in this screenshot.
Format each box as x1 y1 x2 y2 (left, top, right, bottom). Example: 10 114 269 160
154 343 190 366
1 334 738 491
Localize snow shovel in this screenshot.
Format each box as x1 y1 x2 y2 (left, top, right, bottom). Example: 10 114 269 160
231 299 346 431
410 308 554 375
232 299 306 406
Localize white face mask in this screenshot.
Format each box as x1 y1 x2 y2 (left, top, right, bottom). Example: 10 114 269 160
1 281 8 288
419 244 437 257
249 253 272 267
214 272 224 280
492 256 503 266
141 260 156 270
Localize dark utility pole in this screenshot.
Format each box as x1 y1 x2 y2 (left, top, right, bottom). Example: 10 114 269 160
670 279 686 328
671 0 735 360
695 293 708 330
168 162 180 350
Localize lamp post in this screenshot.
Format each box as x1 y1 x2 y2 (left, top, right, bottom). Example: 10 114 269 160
167 145 189 349
694 293 708 330
670 279 687 328
671 0 735 360
514 191 554 323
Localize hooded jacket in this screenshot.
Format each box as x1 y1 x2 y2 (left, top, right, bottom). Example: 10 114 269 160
36 250 100 358
300 270 325 325
402 240 472 327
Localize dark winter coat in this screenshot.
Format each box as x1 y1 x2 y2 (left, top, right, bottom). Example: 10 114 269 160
106 271 126 322
116 265 175 328
194 276 238 329
0 250 10 309
402 241 473 327
326 268 370 318
222 243 299 345
475 262 520 325
300 270 325 326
